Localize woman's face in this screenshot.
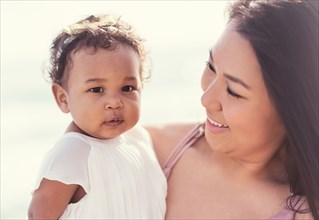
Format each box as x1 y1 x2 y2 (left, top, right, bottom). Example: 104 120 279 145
201 22 286 162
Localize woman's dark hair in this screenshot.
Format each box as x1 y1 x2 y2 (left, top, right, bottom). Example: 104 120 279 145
48 14 149 88
228 0 318 218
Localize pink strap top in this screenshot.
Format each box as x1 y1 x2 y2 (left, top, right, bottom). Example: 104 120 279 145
162 123 304 220
162 123 204 178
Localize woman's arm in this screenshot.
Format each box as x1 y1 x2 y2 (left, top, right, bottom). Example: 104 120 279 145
145 123 197 167
28 178 78 219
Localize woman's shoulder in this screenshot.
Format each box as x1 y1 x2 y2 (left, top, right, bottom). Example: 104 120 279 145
294 212 314 220
144 122 199 166
294 200 314 220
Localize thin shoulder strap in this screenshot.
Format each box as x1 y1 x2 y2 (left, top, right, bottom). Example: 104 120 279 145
162 123 205 179
271 195 306 220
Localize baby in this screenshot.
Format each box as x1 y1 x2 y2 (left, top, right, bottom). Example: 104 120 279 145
28 15 166 219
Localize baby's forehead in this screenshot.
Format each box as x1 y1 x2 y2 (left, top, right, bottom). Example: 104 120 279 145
69 44 140 63
71 42 137 56
65 44 143 77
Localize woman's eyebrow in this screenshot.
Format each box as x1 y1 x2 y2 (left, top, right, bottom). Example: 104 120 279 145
209 49 250 90
224 73 251 90
208 49 217 70
209 49 214 62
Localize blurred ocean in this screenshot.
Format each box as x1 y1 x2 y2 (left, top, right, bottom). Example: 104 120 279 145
1 1 227 218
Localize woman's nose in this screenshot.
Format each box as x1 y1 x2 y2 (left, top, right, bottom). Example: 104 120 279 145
201 81 222 112
105 94 123 110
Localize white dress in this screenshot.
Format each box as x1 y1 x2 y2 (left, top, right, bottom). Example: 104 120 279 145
33 125 167 219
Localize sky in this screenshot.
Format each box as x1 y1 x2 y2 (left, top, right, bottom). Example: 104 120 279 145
1 1 228 62
1 0 229 122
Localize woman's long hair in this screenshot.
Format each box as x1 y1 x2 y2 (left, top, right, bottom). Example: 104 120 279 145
228 0 318 218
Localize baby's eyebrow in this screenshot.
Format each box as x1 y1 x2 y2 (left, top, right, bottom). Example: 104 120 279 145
124 76 138 82
85 76 138 83
85 78 106 83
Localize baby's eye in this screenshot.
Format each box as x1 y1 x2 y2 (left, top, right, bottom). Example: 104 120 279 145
122 85 135 92
90 87 104 93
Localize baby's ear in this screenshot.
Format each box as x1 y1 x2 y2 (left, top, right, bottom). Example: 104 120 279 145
52 84 70 113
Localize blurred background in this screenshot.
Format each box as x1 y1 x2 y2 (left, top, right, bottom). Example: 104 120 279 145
1 1 227 218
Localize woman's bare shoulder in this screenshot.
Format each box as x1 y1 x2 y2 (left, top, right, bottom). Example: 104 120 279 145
294 212 314 220
144 122 198 166
294 201 314 220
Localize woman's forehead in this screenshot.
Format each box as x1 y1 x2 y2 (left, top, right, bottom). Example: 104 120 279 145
210 24 266 91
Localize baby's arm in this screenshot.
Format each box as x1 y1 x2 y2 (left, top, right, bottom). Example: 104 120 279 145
28 179 78 219
28 133 90 219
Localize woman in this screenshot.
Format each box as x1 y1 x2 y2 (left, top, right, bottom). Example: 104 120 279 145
147 0 318 219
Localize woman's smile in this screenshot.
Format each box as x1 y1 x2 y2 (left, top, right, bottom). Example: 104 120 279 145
208 117 229 128
206 117 230 134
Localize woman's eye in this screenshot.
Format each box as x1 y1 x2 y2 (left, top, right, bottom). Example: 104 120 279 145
90 87 104 93
206 61 216 73
226 87 242 99
122 85 134 92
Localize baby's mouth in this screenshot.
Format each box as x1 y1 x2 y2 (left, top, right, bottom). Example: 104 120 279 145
104 118 123 126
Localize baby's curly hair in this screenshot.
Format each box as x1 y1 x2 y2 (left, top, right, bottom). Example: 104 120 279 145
48 14 149 88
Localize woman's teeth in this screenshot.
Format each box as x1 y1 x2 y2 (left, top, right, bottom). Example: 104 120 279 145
208 118 229 128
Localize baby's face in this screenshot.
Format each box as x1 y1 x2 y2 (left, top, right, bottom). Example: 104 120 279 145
63 45 142 139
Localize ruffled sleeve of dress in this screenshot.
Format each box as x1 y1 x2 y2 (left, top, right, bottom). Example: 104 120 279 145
33 132 91 193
